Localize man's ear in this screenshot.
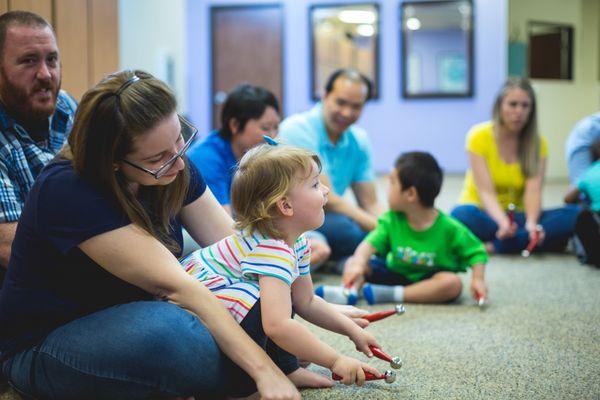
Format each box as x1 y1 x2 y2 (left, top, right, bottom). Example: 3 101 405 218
229 118 240 135
276 196 294 217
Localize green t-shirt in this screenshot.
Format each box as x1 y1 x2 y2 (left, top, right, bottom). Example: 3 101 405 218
365 210 488 282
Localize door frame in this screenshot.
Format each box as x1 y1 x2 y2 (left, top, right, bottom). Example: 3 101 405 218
209 3 285 129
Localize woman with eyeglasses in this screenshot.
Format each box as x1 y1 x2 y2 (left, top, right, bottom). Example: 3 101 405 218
0 70 300 400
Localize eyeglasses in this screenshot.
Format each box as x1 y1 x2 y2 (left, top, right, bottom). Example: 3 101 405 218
121 115 198 179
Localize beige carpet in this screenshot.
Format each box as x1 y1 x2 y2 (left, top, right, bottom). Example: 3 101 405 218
2 254 599 400
299 254 600 399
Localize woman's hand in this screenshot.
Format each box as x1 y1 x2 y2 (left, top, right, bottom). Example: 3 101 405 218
525 221 545 244
331 355 381 386
254 367 300 400
495 218 517 239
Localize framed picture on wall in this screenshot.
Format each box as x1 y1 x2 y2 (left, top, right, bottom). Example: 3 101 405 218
310 3 380 100
401 0 474 98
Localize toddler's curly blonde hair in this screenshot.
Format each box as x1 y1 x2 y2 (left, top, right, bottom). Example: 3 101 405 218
231 144 321 239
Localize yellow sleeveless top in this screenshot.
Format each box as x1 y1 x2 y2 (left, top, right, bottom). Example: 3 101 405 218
458 121 548 210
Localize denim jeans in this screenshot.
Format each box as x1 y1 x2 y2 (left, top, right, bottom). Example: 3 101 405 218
2 301 226 400
450 204 579 254
224 300 299 397
317 211 367 261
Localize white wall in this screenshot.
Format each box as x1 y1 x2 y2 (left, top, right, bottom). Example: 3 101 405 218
118 0 188 113
509 0 600 180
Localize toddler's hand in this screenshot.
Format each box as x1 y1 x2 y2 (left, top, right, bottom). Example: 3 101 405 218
335 304 370 328
350 329 380 357
331 355 381 386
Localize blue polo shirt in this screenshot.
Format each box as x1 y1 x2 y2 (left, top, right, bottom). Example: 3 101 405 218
279 103 374 196
187 130 237 206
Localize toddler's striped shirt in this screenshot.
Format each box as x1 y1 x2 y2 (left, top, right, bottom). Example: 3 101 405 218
180 231 311 322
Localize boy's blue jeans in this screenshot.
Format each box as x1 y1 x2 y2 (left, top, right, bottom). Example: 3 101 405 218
2 301 226 400
450 204 579 254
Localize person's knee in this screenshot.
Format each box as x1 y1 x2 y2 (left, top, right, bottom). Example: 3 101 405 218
436 273 462 300
450 205 475 224
140 302 221 368
121 302 224 394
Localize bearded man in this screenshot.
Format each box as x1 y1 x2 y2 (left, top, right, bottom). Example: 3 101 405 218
0 11 77 272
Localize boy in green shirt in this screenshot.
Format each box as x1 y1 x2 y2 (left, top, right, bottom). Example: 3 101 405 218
316 152 488 304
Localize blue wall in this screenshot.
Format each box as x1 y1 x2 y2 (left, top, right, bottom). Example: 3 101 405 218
187 0 507 174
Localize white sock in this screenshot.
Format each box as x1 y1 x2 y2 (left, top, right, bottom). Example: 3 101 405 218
315 285 357 305
363 284 404 305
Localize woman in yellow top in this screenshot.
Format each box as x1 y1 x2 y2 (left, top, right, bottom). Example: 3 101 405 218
451 78 578 254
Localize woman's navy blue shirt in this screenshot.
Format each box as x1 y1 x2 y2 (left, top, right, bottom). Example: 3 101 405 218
0 159 206 358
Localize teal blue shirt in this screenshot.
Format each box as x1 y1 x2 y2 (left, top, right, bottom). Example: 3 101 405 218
578 160 600 211
279 103 374 195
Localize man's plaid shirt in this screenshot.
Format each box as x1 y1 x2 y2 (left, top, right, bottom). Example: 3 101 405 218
0 90 77 223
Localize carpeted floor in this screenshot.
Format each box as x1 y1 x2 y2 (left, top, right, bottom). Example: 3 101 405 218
2 178 598 399
299 254 600 399
2 254 598 400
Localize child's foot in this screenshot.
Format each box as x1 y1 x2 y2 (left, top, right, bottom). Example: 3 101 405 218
362 283 404 305
314 285 356 305
287 367 333 388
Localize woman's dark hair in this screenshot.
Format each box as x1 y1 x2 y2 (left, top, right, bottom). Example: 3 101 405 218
394 151 443 208
324 68 373 101
219 84 279 141
59 70 188 254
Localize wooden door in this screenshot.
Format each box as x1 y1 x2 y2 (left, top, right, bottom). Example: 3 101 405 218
211 5 283 129
7 0 51 21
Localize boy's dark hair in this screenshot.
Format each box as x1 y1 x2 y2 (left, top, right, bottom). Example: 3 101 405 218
394 151 443 208
591 138 600 162
324 68 373 101
219 84 279 141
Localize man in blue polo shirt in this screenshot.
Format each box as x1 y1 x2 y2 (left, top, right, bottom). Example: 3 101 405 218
279 69 381 266
0 11 77 274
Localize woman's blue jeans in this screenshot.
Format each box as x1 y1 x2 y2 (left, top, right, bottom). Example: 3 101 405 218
2 301 226 400
450 204 579 254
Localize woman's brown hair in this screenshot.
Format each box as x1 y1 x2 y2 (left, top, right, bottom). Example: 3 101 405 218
492 77 541 177
59 70 189 253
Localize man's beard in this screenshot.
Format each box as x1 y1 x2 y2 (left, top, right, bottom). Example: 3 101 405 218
0 67 61 124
